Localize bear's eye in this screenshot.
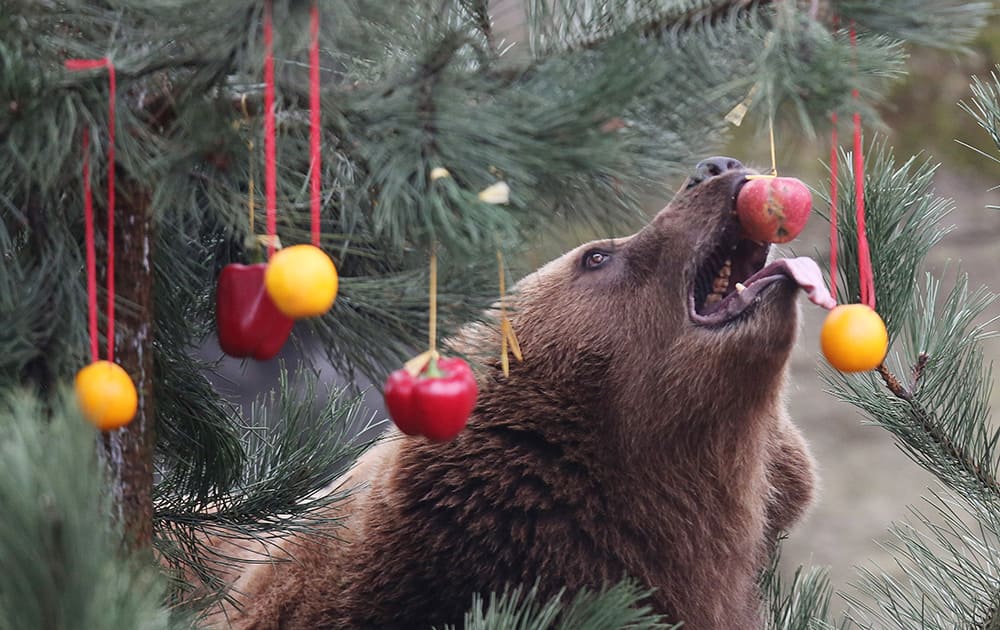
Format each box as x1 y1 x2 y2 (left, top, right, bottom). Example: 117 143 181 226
582 250 610 270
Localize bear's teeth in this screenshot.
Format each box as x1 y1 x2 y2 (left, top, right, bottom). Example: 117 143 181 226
710 259 732 295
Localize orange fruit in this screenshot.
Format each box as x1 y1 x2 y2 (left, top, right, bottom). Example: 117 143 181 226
264 244 339 319
820 304 888 372
74 360 138 430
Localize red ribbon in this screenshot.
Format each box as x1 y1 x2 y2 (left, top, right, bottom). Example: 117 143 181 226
849 24 875 309
852 109 875 309
263 0 278 258
309 1 322 247
81 129 99 362
829 24 876 310
66 57 116 362
828 112 839 301
262 2 322 253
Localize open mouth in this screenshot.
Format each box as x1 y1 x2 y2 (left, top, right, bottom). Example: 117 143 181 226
689 187 836 326
690 228 775 325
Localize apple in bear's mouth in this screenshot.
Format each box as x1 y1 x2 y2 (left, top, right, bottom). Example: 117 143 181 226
688 180 834 326
735 176 812 244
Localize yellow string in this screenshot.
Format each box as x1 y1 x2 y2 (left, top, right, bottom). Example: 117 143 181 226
496 249 506 307
496 248 522 376
428 246 437 358
248 158 255 233
768 112 778 176
241 94 255 234
506 318 522 361
497 249 509 377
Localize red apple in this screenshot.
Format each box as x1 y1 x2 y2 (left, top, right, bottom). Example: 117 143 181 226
736 177 812 243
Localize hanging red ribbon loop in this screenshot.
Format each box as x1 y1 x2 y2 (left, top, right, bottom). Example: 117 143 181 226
261 1 323 253
309 1 322 247
852 109 875 309
829 23 876 310
81 128 99 363
263 0 278 258
828 112 839 302
66 57 117 362
849 23 875 310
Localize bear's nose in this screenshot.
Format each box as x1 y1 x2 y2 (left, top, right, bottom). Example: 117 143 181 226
687 156 744 188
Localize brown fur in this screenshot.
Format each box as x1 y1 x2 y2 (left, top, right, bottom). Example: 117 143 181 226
216 165 817 629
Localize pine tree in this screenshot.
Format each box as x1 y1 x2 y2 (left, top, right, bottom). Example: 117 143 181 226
0 0 995 627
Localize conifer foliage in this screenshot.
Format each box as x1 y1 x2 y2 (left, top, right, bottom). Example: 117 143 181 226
0 0 996 627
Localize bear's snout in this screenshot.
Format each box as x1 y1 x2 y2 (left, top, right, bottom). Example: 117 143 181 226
686 155 745 188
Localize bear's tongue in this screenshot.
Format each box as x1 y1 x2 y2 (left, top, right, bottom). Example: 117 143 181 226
757 257 836 309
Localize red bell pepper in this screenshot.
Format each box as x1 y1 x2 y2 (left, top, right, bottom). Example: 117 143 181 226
216 263 295 360
383 357 478 441
384 369 422 436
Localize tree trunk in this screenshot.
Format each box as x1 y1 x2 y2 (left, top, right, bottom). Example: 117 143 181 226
101 183 155 549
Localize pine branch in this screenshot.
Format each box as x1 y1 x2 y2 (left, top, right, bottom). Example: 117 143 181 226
759 536 848 630
0 391 184 629
827 271 999 509
155 366 377 605
523 1 911 135
834 0 994 51
960 67 1000 201
459 0 496 53
875 359 1000 498
844 490 1000 628
453 580 673 630
524 0 756 57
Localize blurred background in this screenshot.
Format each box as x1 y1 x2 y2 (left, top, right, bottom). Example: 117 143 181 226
204 4 1000 615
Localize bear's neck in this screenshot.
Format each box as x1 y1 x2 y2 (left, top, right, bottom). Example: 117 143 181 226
463 360 780 626
602 329 789 464
479 351 785 487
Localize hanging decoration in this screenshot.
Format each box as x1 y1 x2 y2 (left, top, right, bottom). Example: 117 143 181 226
216 97 294 360
384 247 479 442
217 1 336 359
820 22 888 373
735 115 814 245
828 111 839 299
495 248 522 377
66 57 138 431
425 170 522 376
735 175 813 244
262 0 339 319
475 181 523 377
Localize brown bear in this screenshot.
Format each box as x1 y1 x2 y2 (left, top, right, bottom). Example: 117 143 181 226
216 157 832 629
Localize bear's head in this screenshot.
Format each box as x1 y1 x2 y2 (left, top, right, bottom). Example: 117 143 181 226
494 157 830 450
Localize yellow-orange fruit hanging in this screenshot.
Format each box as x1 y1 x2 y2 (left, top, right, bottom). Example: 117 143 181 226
820 304 888 372
74 360 138 430
264 244 339 319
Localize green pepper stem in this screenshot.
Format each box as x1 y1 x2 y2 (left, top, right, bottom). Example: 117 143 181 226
247 236 266 264
424 356 443 379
